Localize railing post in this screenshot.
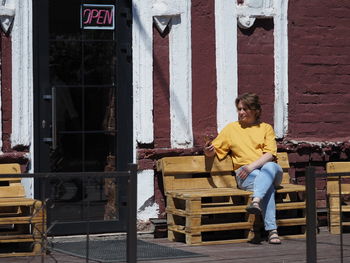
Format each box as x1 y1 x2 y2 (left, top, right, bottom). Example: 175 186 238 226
127 164 137 263
306 166 317 263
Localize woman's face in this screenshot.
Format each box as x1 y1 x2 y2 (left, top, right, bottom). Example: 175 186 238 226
237 101 257 125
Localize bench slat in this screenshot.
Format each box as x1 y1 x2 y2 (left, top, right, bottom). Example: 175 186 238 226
327 162 350 174
167 205 249 216
157 155 233 174
166 188 251 198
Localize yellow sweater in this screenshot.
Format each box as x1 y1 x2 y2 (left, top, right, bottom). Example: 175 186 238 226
212 121 277 170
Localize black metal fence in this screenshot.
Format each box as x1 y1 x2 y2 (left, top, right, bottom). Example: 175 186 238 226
306 167 349 263
2 164 349 262
0 163 137 263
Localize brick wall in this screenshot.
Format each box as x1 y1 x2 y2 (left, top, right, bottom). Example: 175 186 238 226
288 0 350 141
238 18 275 125
140 0 350 219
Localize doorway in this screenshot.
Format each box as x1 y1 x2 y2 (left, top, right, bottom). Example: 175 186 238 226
33 0 132 235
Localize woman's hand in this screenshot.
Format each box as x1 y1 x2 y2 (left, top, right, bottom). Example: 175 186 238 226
203 140 216 157
236 164 253 180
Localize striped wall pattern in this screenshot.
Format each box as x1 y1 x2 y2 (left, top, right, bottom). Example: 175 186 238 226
133 0 289 158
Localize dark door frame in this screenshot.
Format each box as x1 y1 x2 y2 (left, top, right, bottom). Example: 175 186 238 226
32 0 133 235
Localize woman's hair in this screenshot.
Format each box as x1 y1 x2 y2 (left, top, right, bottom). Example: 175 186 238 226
235 93 262 120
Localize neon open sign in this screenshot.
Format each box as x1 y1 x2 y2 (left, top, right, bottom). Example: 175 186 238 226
81 4 115 30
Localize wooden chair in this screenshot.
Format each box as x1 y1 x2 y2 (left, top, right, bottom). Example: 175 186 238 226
157 153 306 245
326 162 350 234
0 164 46 257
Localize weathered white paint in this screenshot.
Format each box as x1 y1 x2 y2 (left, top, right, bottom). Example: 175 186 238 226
215 0 238 132
137 170 158 221
133 0 154 150
0 2 15 33
237 0 274 29
11 0 33 147
273 0 289 138
132 0 193 221
152 0 182 16
215 0 289 137
9 0 33 196
22 152 33 198
153 16 172 34
169 1 192 148
133 0 193 151
133 0 193 150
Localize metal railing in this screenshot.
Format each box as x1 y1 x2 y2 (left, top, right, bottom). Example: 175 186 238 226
306 167 349 263
0 163 137 263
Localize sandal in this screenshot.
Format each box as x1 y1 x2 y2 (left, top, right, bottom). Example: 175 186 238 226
268 230 281 245
246 200 262 215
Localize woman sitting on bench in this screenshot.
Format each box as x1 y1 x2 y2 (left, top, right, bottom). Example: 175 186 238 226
204 92 283 244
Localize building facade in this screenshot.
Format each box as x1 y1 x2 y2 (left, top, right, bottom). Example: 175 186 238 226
1 0 349 231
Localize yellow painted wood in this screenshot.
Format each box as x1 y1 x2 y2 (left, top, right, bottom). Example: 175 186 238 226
187 222 252 232
277 184 306 193
276 218 306 226
276 152 290 169
276 202 306 210
167 205 248 216
0 234 38 241
0 163 46 257
280 234 306 240
327 162 350 175
167 188 250 198
0 163 21 174
0 186 26 198
157 155 234 174
326 161 350 234
0 198 41 206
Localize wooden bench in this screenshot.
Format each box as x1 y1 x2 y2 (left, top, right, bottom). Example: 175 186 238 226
157 152 306 245
326 162 350 234
0 164 46 257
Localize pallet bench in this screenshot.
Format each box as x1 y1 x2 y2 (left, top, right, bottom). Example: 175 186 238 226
327 162 350 234
157 153 306 245
0 164 46 257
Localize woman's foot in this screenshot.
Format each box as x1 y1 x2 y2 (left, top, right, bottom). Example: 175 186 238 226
268 230 281 244
246 200 262 215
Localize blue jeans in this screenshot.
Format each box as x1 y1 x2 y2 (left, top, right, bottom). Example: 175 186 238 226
236 162 283 231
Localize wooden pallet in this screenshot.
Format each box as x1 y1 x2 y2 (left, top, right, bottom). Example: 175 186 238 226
326 162 350 234
0 164 46 257
157 153 306 245
166 188 255 245
274 153 306 239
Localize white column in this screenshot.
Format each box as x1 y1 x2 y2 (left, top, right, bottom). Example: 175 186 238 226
215 0 238 132
133 0 154 159
273 0 289 138
215 0 289 137
169 0 193 148
8 0 33 197
11 0 33 147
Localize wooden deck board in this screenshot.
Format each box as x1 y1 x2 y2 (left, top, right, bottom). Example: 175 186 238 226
3 228 349 263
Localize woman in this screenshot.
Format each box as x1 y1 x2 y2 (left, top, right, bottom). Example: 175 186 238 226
204 93 283 244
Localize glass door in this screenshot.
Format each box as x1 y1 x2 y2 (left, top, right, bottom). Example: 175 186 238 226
33 0 132 235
